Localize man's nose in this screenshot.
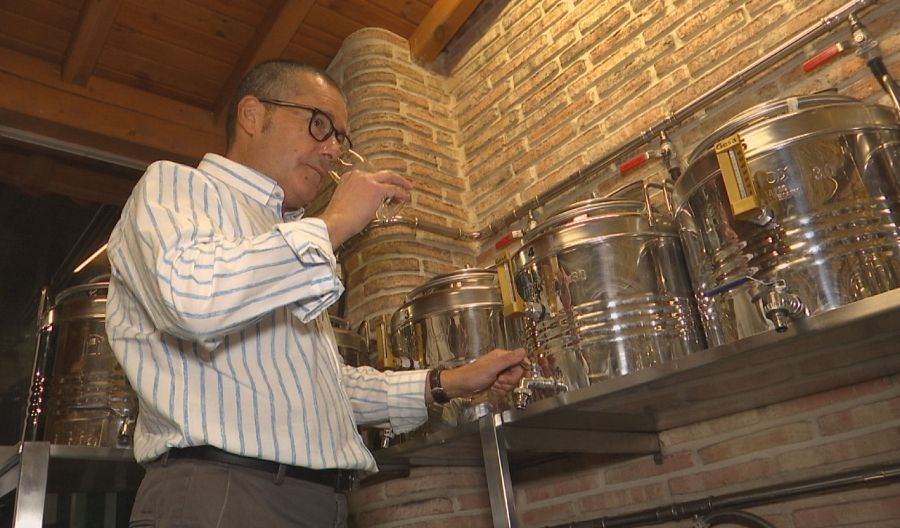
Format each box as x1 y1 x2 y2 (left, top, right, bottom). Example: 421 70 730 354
320 134 343 159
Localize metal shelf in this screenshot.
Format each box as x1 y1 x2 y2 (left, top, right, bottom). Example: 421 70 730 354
375 287 900 469
372 288 900 527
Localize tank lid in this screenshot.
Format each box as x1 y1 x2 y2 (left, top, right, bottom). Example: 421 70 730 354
393 268 501 325
54 281 110 305
404 267 498 302
523 197 644 245
688 94 859 162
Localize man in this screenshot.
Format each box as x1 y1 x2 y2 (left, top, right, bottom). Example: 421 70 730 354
105 59 525 527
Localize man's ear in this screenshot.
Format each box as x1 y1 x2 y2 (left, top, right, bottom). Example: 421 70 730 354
236 95 264 137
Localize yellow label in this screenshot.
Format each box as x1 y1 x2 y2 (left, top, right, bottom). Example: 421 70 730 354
715 133 761 220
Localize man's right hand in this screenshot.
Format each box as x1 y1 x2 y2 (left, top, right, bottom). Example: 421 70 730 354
318 167 412 247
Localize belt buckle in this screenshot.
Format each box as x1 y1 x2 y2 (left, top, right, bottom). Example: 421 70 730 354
336 470 356 492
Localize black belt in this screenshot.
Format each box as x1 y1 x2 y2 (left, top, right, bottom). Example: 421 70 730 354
160 446 355 492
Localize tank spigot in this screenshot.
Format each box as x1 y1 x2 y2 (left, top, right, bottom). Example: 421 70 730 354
513 380 534 409
754 279 807 332
380 428 395 449
513 363 569 409
118 410 135 446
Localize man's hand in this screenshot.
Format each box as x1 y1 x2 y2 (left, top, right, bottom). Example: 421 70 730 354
318 167 412 247
429 348 527 403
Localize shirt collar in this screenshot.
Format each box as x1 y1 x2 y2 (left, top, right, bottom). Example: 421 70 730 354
197 154 305 220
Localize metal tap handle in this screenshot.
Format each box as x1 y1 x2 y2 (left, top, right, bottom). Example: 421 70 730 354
846 14 900 115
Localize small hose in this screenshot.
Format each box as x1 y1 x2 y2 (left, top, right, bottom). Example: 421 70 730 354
699 510 776 528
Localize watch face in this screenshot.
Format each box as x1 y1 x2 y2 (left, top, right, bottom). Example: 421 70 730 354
431 388 450 404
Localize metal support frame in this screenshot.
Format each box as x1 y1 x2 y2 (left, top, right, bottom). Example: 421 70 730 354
0 442 51 528
477 413 662 526
0 442 143 527
480 414 521 528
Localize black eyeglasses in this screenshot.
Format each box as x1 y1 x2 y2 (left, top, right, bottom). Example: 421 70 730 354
257 97 352 151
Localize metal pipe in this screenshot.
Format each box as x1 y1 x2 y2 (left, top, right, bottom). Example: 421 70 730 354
344 0 882 248
547 461 900 527
673 0 877 121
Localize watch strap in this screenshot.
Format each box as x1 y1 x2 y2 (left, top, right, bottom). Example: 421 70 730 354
428 367 450 404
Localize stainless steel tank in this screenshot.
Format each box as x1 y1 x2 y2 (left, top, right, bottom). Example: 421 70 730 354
390 268 521 428
674 94 900 346
26 282 138 447
506 193 705 403
330 316 369 367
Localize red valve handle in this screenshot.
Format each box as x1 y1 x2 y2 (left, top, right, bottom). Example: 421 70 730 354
495 233 516 250
619 152 650 175
803 43 846 73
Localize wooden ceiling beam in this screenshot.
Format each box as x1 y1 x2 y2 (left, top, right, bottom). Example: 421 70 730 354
409 0 483 63
0 47 219 136
0 150 135 206
62 0 124 85
0 67 221 164
213 0 316 123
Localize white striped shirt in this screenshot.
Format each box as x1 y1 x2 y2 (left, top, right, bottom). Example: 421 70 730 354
105 153 427 472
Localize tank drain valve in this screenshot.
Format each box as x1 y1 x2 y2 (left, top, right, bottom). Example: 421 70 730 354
753 279 807 332
513 363 568 409
380 428 396 449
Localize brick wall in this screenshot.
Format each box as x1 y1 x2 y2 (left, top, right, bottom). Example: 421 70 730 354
515 376 900 526
330 0 900 526
445 0 900 264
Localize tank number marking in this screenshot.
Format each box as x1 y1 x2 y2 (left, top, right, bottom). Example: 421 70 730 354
567 269 588 283
759 167 800 202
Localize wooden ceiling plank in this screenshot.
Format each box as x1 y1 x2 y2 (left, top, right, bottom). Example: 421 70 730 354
0 9 71 62
212 0 316 122
409 0 482 63
282 43 332 70
367 0 433 24
0 46 220 135
305 5 364 39
116 0 255 62
0 68 222 162
186 0 268 22
1 0 80 32
95 44 224 108
318 0 417 36
102 25 233 89
293 24 343 56
62 0 124 85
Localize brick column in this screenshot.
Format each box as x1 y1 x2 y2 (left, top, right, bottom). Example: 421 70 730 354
327 28 477 327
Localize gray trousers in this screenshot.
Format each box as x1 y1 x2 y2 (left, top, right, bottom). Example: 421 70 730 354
129 458 349 528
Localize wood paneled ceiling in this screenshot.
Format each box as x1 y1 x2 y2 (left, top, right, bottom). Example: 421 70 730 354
1 0 479 110
0 0 482 203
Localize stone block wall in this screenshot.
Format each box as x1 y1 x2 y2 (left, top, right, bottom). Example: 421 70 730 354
327 0 900 526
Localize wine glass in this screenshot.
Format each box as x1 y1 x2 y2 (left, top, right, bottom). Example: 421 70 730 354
328 149 406 221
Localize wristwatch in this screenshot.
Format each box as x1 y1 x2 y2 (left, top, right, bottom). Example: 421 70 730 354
428 367 450 404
